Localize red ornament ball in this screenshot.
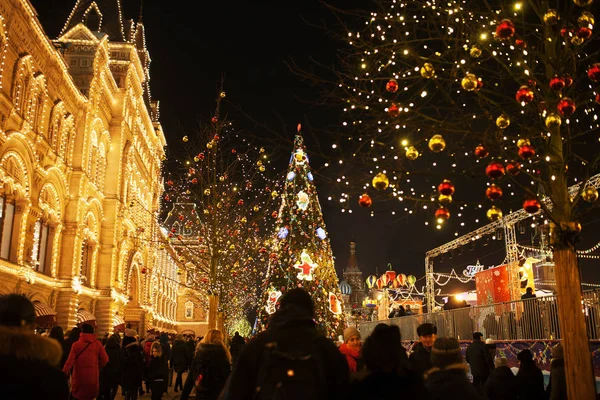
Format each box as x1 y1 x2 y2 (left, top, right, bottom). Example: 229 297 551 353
518 144 536 160
237 199 244 206
271 211 278 218
386 79 399 93
486 161 506 180
523 199 541 214
595 93 600 103
388 103 400 118
588 64 600 82
560 27 570 37
549 76 565 91
358 193 373 208
515 85 534 104
515 39 526 47
474 144 489 159
438 180 455 196
496 19 515 39
191 178 198 184
557 98 576 116
486 184 503 200
578 26 593 39
211 117 218 123
564 74 573 87
435 207 451 221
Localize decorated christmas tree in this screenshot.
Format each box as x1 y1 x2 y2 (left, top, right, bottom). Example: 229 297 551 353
259 125 345 338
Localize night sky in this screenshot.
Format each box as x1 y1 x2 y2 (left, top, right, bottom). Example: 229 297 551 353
30 0 600 295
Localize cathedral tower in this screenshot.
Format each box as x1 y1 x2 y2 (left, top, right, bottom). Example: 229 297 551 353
343 241 365 308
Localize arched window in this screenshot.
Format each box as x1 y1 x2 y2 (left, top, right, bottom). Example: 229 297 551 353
80 239 93 285
31 220 50 274
0 195 15 260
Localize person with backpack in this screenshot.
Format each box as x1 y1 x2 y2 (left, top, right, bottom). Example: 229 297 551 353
62 323 109 400
180 329 231 400
221 288 350 400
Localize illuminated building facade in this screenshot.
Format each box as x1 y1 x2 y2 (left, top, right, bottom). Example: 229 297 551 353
0 0 189 335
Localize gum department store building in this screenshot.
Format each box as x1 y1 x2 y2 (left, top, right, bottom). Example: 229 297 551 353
0 0 207 336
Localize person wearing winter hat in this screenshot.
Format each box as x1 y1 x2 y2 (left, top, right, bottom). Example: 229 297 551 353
546 344 566 400
425 337 480 400
409 322 437 378
339 326 364 375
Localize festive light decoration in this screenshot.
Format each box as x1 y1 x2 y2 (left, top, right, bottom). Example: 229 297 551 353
388 103 400 118
557 98 576 116
438 180 455 196
523 199 541 214
543 9 559 25
515 85 534 104
366 275 377 288
435 207 450 222
372 172 390 191
549 76 565 91
405 146 419 160
495 19 515 39
358 193 373 208
518 144 536 160
294 250 318 281
386 79 399 93
428 134 446 152
486 162 505 180
545 113 562 128
582 186 599 203
506 161 520 175
461 73 479 91
496 114 510 129
474 145 489 159
420 63 436 79
486 184 503 201
264 290 282 315
486 206 503 221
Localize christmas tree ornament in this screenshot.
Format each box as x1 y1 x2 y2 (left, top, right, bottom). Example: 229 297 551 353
294 251 317 281
588 63 600 81
328 292 342 314
372 172 390 191
582 186 599 202
577 26 593 39
461 73 479 91
428 134 446 152
204 189 211 195
560 27 571 37
549 76 565 91
271 190 279 199
474 144 489 158
277 227 289 239
253 205 260 212
438 179 455 196
271 211 278 218
220 91 226 98
470 45 482 58
571 36 585 46
496 114 511 129
141 267 147 274
420 63 435 79
596 93 600 103
287 171 296 181
515 85 534 104
435 207 450 222
574 0 593 7
518 144 536 160
515 39 526 48
545 113 562 128
475 79 484 92
496 19 516 39
486 206 503 221
486 161 506 180
557 98 576 116
438 194 452 204
388 103 401 118
237 199 244 206
385 267 397 283
386 79 399 93
296 191 310 210
405 146 420 160
316 227 327 240
182 136 189 142
486 184 503 200
358 193 373 208
523 199 541 214
517 138 531 148
259 165 266 172
264 290 282 315
579 11 595 26
543 9 559 25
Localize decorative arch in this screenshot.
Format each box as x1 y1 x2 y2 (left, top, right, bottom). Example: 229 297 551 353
48 101 65 149
11 55 35 114
126 251 145 306
0 147 32 198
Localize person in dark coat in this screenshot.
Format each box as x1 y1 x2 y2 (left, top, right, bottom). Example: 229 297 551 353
425 337 480 400
484 357 518 400
65 326 82 360
159 333 172 362
484 338 496 373
350 324 427 400
546 344 567 400
409 322 437 378
0 294 69 400
516 349 546 400
172 334 191 392
62 323 109 400
230 331 245 365
221 288 350 400
99 334 122 400
148 341 169 400
49 325 69 368
465 332 491 390
181 329 231 400
121 330 146 400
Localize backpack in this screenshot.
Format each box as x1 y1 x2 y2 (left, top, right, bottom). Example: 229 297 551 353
252 337 327 400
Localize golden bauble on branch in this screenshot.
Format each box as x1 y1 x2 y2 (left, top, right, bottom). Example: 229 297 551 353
545 113 562 128
259 165 266 172
571 36 585 46
420 63 435 79
182 136 189 142
486 206 503 221
582 186 599 202
438 194 452 205
405 146 419 160
204 189 211 195
573 0 593 6
543 9 559 25
517 138 531 148
461 73 479 91
470 45 482 58
579 11 595 26
372 172 390 191
496 114 511 129
428 134 446 152
220 91 226 98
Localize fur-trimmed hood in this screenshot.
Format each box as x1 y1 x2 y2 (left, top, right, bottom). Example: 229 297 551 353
0 326 62 367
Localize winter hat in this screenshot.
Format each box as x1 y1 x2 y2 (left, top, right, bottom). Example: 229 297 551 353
416 323 437 337
125 328 137 338
81 323 94 334
494 357 508 368
551 344 564 359
343 327 361 343
279 288 314 316
485 338 495 344
122 335 137 348
431 337 463 369
0 294 36 328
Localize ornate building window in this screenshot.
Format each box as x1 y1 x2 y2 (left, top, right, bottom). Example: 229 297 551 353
0 196 15 260
31 220 50 274
80 239 94 285
185 301 194 319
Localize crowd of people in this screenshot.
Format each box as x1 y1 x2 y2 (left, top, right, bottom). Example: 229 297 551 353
0 290 569 400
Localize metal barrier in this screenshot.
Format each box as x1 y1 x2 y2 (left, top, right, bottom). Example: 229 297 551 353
359 288 600 341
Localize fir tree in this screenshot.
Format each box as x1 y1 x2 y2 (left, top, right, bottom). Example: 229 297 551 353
259 125 345 339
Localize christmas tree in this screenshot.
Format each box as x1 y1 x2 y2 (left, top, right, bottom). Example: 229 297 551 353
259 125 345 339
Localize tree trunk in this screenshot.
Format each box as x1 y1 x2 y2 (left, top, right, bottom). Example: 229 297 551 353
208 294 218 330
553 246 595 399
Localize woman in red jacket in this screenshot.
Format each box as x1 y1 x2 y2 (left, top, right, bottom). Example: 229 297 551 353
339 327 364 376
63 323 109 400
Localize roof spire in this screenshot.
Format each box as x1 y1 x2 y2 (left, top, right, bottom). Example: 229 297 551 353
138 0 144 23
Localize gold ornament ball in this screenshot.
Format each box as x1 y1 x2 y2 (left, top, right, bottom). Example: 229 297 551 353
579 11 595 26
543 9 559 25
574 0 593 6
406 146 419 160
487 206 503 221
470 45 482 58
220 91 226 98
182 136 189 142
420 63 435 79
461 73 479 91
203 189 211 195
271 190 279 199
571 36 585 46
545 113 562 128
582 186 599 202
207 141 214 149
496 114 511 129
428 134 446 153
438 194 453 204
259 165 266 172
253 205 260 212
517 138 531 148
203 209 209 215
372 172 390 191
